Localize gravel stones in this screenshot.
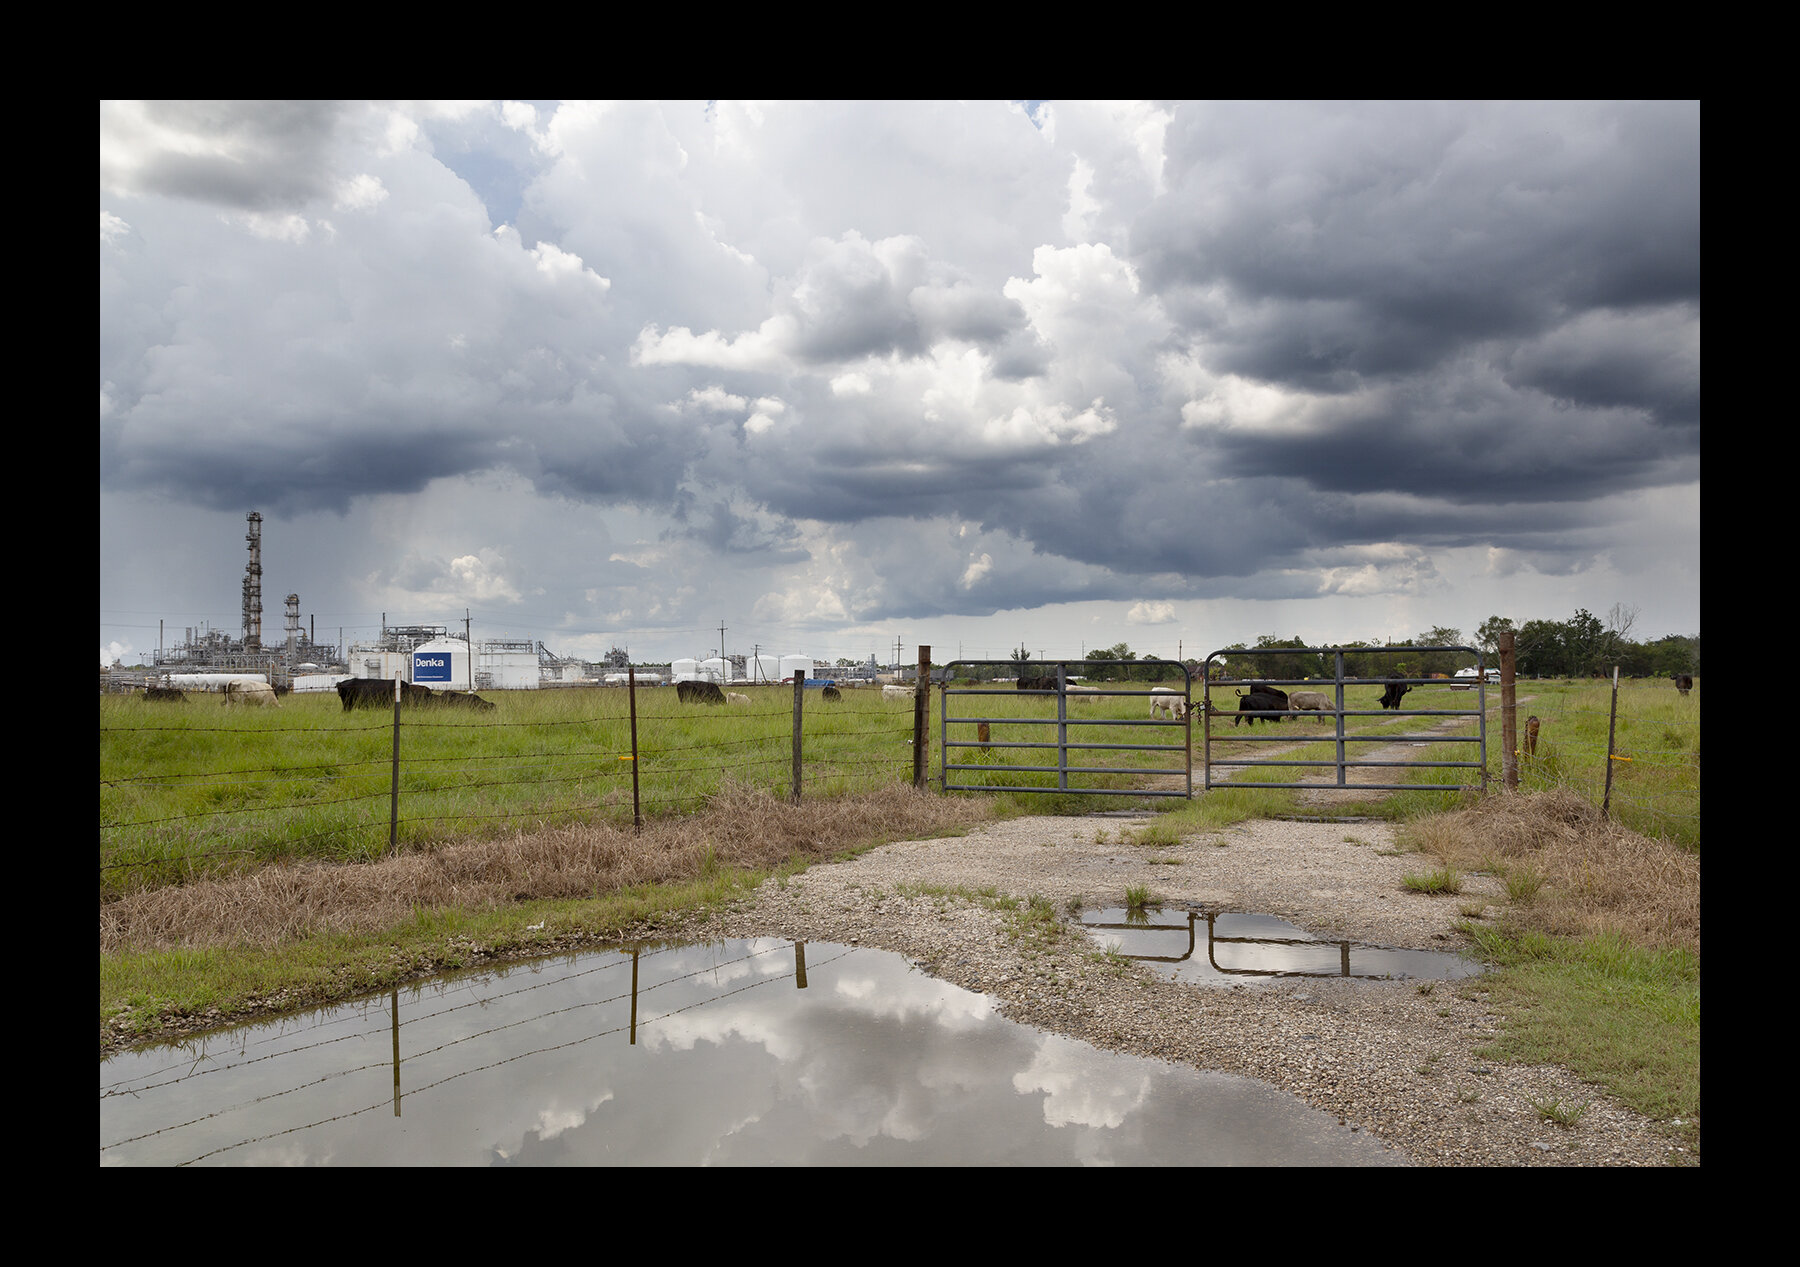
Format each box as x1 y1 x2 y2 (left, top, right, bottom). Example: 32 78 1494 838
670 813 1686 1167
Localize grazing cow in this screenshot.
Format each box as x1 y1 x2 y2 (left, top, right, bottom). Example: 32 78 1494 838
143 686 186 703
1233 688 1290 727
1289 690 1331 722
1016 675 1057 692
1674 673 1693 696
821 685 842 701
338 677 434 711
1149 691 1188 720
882 684 914 702
1377 675 1412 710
223 680 280 707
726 691 751 704
677 680 728 705
431 690 496 711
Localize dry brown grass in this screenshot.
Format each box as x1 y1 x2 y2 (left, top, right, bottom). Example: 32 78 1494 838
100 782 994 955
1400 788 1700 955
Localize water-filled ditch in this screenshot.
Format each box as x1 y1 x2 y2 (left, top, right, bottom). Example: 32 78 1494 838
100 936 1405 1166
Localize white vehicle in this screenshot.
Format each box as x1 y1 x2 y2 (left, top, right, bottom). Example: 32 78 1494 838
1454 667 1501 682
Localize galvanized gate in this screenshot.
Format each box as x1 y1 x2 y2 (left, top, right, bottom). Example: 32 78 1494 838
1201 645 1489 792
940 659 1193 797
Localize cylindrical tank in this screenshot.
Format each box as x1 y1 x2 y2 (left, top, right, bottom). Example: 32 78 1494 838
477 641 540 690
671 657 701 683
347 650 409 681
413 637 473 690
780 655 816 682
748 654 782 684
700 657 733 683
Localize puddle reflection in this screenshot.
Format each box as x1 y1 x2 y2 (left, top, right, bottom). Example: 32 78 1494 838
101 938 1402 1167
1080 908 1486 984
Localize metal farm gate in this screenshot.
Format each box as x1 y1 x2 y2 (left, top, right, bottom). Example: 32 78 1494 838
940 659 1193 798
1201 646 1489 792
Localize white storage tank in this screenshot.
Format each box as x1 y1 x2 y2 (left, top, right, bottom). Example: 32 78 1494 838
780 655 816 682
347 650 409 682
747 654 782 684
412 637 473 691
671 657 702 683
700 657 733 683
476 640 539 690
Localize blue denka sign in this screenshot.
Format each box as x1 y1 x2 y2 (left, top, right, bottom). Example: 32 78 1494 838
413 653 452 683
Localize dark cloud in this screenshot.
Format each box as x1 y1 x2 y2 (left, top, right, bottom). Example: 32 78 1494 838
104 101 349 210
100 102 1700 662
1137 101 1700 391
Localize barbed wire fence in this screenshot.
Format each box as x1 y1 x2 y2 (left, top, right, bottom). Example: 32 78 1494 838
1510 673 1699 848
100 677 929 895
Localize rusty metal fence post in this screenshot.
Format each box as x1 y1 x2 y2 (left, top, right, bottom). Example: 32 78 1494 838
628 666 642 828
792 671 805 804
914 645 930 788
389 673 402 855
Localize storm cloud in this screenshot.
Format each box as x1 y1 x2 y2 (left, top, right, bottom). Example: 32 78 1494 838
100 101 1699 666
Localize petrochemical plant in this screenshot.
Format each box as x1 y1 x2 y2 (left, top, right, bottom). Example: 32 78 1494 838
104 512 838 693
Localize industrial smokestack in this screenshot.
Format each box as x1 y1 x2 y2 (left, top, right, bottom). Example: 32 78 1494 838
242 511 263 651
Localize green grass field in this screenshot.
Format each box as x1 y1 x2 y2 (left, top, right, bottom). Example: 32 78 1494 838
100 684 923 898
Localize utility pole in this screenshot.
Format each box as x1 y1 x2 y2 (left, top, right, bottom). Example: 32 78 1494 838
719 620 728 659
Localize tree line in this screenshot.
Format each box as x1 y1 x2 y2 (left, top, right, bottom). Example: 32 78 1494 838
1216 606 1698 682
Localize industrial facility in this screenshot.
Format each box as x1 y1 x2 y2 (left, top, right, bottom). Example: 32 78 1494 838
103 511 828 694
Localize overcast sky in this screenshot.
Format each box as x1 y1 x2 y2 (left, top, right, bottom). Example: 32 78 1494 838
100 100 1700 670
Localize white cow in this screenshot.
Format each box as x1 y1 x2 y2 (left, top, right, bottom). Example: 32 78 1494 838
1149 689 1187 720
1289 690 1332 722
882 685 914 701
223 680 280 707
726 692 751 704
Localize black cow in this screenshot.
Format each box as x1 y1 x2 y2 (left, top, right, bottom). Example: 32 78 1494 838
143 686 186 703
431 690 496 711
820 685 842 701
1674 673 1693 696
1233 687 1290 727
1016 675 1058 692
677 680 728 704
337 677 435 711
1377 675 1412 710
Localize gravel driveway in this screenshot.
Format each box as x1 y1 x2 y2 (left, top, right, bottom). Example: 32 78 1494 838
669 795 1688 1167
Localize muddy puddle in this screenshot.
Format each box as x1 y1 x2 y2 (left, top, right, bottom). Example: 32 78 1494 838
101 937 1404 1166
1079 907 1487 984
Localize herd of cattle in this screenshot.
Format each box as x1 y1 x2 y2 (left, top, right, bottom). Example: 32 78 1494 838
1014 674 1415 726
135 672 1702 713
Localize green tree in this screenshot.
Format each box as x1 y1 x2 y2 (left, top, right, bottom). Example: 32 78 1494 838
1514 619 1565 677
1249 634 1327 682
1411 626 1467 677
1476 616 1516 660
1563 608 1608 676
1646 634 1698 677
